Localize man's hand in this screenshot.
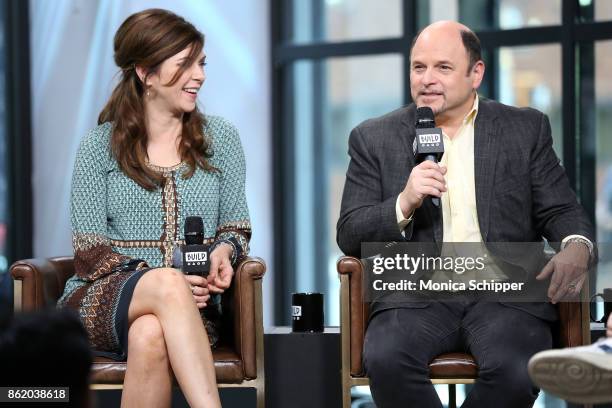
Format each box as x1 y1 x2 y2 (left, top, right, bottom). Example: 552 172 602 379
607 313 612 338
184 274 210 309
535 242 590 304
399 161 447 217
207 243 234 294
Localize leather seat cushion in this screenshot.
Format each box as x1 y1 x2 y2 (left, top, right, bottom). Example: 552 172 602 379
91 345 245 384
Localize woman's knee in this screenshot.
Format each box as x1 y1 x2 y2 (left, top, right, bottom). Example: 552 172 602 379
128 314 168 364
138 267 191 304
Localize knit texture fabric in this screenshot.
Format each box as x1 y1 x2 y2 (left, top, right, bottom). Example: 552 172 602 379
58 115 251 356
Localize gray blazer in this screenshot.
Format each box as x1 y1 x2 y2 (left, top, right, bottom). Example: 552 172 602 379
336 98 594 320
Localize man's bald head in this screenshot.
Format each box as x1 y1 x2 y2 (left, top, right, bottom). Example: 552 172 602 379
411 21 482 75
409 20 485 120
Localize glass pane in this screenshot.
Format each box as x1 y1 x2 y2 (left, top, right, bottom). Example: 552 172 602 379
289 0 402 44
595 41 612 322
419 0 460 27
418 0 561 30
498 45 563 158
498 0 561 29
595 38 612 297
291 54 403 325
595 0 612 21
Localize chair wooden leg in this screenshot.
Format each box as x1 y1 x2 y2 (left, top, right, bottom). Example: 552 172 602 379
342 380 351 408
255 381 264 408
13 279 22 312
448 384 456 408
253 278 265 408
340 273 352 408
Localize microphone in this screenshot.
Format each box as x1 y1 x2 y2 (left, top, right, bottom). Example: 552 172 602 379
414 106 445 207
176 216 211 276
172 217 222 309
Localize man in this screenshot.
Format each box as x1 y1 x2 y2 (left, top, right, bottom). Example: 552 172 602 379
336 21 594 408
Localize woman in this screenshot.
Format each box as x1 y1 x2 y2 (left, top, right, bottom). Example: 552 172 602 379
57 9 250 408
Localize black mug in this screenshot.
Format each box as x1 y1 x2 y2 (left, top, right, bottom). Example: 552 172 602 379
590 288 612 323
292 292 324 332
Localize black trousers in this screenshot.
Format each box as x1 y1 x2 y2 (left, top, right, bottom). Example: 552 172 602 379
363 298 553 408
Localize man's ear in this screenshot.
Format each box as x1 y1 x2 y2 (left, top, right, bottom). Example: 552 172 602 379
471 60 485 89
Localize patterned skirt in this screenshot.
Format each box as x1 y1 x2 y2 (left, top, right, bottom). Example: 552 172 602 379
57 268 220 361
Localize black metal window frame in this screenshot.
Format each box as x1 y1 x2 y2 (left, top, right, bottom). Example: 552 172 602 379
2 0 32 296
271 0 612 324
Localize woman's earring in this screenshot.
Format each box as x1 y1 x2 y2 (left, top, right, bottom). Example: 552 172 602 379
146 89 150 97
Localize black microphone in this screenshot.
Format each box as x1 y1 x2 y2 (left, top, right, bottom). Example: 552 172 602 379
172 217 223 308
178 216 211 276
414 106 445 207
172 218 223 310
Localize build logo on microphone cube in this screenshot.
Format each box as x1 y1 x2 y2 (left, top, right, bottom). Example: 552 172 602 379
185 251 208 264
416 128 444 158
418 133 441 145
182 244 210 276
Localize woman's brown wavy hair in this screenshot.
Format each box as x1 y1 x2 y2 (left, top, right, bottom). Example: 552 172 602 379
99 8 215 190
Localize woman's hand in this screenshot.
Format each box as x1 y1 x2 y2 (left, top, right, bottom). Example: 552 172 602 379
207 243 234 294
184 274 210 309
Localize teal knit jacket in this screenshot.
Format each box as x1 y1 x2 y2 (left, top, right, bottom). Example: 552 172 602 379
70 115 251 281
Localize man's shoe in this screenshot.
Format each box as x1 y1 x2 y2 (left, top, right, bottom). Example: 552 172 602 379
528 337 612 404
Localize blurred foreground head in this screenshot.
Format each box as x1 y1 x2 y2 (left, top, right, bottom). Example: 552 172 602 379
0 308 92 407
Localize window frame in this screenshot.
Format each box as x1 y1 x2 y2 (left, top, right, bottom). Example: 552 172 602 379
2 0 33 276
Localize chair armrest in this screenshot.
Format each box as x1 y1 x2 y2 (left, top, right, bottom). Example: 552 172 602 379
10 257 74 311
232 256 266 379
338 256 369 376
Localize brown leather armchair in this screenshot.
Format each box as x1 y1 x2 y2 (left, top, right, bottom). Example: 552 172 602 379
337 256 591 408
11 256 266 408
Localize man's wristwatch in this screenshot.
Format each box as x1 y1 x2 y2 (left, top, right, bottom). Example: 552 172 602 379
564 237 594 256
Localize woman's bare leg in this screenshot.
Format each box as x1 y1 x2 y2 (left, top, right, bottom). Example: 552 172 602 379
127 268 220 408
121 314 173 408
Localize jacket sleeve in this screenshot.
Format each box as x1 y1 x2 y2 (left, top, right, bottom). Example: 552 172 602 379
210 120 251 265
336 125 408 257
530 113 594 243
70 128 136 281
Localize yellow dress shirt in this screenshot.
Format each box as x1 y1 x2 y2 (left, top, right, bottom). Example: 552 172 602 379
396 95 502 279
395 94 481 242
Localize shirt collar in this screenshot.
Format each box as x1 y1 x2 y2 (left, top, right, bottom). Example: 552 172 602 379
462 93 479 125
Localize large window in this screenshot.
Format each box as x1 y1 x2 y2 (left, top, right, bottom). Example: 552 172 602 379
273 0 419 326
595 40 612 293
289 55 404 322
